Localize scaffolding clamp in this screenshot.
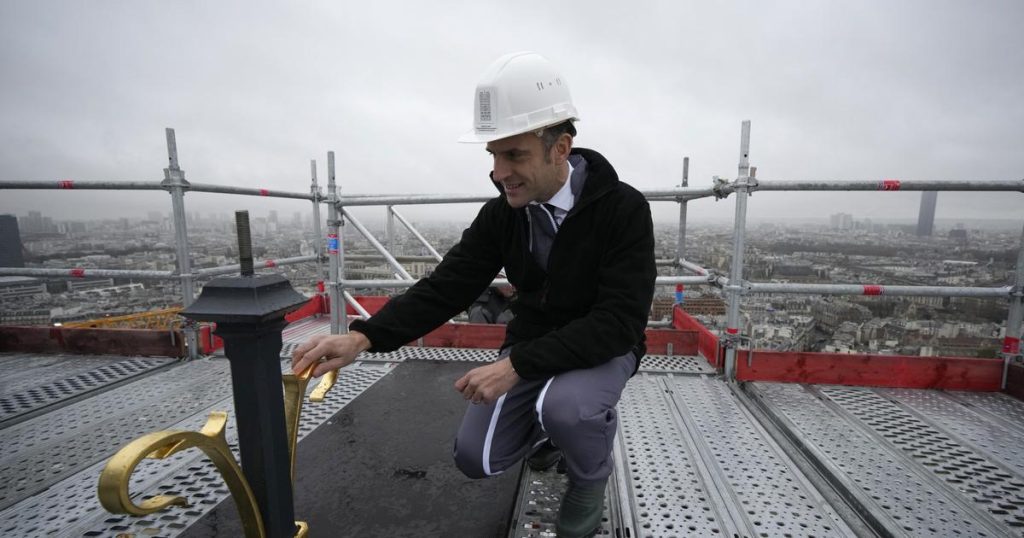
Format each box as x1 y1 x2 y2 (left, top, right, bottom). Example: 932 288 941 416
711 176 731 200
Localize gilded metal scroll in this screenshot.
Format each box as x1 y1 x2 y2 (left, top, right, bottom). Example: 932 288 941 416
309 368 338 402
96 363 326 537
97 411 267 537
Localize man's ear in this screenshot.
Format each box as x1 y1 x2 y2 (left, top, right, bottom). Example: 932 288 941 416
554 133 573 164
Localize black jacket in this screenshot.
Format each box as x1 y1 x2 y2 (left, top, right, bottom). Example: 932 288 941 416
350 147 657 380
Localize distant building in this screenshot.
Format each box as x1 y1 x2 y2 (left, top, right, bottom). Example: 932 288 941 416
650 295 675 320
0 214 25 267
681 295 726 316
0 276 46 299
829 212 854 231
67 278 115 292
916 191 938 236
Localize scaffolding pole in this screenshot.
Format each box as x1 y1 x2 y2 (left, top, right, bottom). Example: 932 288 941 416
339 193 493 206
345 254 439 263
344 291 372 320
161 128 199 360
185 183 314 200
340 208 414 280
746 282 1010 298
655 276 718 286
0 268 174 279
385 205 397 258
752 178 1024 193
676 156 690 276
724 121 752 381
193 255 318 278
310 160 325 288
0 180 165 190
1002 222 1024 388
342 278 510 290
327 152 344 335
677 258 710 276
390 207 444 262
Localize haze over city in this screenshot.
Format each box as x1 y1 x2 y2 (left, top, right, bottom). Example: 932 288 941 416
1 1 1022 226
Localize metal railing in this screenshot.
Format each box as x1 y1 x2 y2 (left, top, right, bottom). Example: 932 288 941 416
1 125 1021 387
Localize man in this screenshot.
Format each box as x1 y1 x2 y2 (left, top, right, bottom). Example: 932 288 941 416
292 51 656 538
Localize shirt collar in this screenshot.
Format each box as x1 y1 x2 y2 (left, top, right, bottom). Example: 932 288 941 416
534 160 575 213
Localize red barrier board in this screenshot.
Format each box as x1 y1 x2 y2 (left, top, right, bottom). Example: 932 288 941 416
735 350 1002 391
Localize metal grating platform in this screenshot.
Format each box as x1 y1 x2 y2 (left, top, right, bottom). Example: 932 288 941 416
8 335 1024 537
0 357 392 537
282 341 715 374
748 382 1024 537
508 373 855 538
0 354 175 426
281 315 331 344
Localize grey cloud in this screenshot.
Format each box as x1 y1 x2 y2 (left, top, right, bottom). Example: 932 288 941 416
1 0 1021 226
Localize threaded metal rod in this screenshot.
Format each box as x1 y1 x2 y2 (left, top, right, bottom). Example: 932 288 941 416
236 210 254 276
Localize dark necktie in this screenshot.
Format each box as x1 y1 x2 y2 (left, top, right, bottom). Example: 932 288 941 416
528 204 560 269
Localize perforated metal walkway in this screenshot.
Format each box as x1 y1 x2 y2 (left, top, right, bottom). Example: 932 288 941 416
3 341 1024 537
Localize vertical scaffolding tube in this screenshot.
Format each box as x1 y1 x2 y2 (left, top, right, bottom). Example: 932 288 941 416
1002 222 1024 388
677 156 689 275
326 152 345 335
724 121 752 381
162 128 199 359
310 160 324 287
386 205 396 256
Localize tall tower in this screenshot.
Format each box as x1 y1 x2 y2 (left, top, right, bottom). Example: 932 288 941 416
0 214 25 267
916 191 938 237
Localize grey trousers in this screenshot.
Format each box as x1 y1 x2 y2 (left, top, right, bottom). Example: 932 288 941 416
452 350 637 487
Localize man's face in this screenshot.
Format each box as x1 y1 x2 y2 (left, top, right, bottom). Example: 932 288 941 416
486 132 567 209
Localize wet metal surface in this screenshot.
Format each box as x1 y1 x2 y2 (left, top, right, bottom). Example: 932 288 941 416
5 342 1024 537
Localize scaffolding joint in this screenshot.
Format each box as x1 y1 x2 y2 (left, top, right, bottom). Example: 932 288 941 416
711 176 732 200
160 168 190 190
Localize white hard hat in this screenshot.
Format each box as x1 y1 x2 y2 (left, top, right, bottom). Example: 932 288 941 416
458 51 579 143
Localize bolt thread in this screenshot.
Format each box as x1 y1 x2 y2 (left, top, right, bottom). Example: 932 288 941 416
236 210 254 276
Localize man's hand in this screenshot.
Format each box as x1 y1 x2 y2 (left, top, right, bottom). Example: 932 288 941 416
454 357 520 405
291 332 371 378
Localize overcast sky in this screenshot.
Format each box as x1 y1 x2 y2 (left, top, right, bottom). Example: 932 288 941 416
1 1 1022 228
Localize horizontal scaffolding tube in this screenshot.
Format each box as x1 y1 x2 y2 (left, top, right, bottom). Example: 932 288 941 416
643 187 725 201
746 282 1011 298
0 267 174 279
0 180 165 190
655 276 717 285
339 194 493 206
7 179 1016 198
753 179 1024 192
345 254 440 263
187 183 315 200
677 258 710 276
341 278 511 289
192 255 318 278
341 276 712 289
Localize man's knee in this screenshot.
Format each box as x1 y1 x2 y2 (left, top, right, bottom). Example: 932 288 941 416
540 388 616 439
452 440 487 479
539 389 583 436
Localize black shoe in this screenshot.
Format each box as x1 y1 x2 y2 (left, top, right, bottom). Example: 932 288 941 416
556 478 607 538
526 439 562 472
